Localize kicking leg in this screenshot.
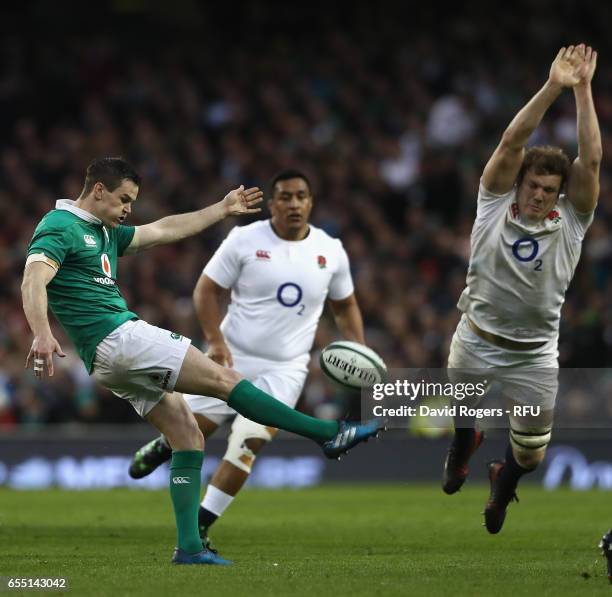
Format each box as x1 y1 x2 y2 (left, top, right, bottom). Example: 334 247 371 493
175 345 382 455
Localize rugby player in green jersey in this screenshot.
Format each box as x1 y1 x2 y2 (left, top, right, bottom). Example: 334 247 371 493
21 157 383 565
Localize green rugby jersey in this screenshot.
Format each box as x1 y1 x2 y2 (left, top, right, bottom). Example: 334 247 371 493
27 200 138 372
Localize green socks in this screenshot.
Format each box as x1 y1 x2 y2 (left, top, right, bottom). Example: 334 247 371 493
167 383 338 554
169 450 204 555
228 380 338 442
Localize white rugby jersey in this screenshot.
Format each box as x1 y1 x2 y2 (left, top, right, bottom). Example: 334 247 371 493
204 220 354 364
457 181 594 342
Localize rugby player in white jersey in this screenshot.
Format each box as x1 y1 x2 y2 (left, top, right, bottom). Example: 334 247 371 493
129 169 366 550
441 44 601 533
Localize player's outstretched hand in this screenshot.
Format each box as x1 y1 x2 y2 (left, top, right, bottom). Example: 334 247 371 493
549 44 589 88
574 45 598 87
206 339 234 368
223 185 263 216
25 334 66 378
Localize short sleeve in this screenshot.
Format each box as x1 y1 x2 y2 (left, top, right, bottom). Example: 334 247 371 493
475 180 515 224
558 195 595 243
203 227 242 289
328 241 354 300
116 225 136 256
28 224 74 267
478 181 515 202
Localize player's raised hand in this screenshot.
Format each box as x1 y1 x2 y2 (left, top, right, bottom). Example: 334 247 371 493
574 45 598 87
549 45 588 88
223 185 263 216
25 333 66 378
206 339 233 368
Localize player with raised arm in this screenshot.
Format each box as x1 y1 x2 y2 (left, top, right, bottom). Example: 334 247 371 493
21 158 383 565
441 45 601 532
128 169 367 551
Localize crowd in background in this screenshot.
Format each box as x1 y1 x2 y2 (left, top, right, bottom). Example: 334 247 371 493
1 1 611 428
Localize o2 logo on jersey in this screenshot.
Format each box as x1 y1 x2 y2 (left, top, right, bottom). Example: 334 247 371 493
277 282 305 315
511 237 542 271
101 253 112 277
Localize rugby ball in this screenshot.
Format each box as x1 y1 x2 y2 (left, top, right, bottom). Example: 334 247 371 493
319 341 387 391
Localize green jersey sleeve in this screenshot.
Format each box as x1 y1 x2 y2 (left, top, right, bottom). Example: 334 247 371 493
116 225 136 256
28 224 75 266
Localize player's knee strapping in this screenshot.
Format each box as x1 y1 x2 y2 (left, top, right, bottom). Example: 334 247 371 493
509 424 552 464
224 417 277 474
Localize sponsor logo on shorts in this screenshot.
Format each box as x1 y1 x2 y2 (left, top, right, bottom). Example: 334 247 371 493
172 477 191 485
160 370 172 389
83 234 97 247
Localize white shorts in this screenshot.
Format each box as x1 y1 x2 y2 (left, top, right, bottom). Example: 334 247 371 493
184 350 307 425
92 320 191 417
448 314 559 410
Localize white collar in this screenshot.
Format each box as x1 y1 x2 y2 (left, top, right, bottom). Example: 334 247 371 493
55 199 102 225
268 219 312 243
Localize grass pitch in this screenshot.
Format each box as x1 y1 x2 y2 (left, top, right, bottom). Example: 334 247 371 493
1 484 610 596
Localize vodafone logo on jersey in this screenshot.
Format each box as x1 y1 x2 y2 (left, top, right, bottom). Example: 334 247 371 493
256 249 271 260
93 253 116 286
101 254 112 277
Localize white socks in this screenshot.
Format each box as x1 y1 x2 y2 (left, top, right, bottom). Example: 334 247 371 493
201 485 234 516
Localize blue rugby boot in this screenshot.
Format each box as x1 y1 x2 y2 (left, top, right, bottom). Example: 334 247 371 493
171 547 232 566
320 420 385 460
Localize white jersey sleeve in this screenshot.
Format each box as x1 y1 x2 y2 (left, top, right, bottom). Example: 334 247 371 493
558 195 595 243
203 227 242 289
328 241 354 300
475 181 515 223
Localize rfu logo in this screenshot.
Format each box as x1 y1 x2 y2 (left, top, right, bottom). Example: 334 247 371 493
256 249 271 260
172 477 191 485
83 234 97 247
101 254 112 277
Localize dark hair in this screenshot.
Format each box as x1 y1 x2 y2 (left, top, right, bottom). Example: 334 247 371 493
82 157 141 195
268 169 312 197
517 146 571 191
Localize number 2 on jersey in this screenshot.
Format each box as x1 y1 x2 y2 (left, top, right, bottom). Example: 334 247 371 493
512 237 542 271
